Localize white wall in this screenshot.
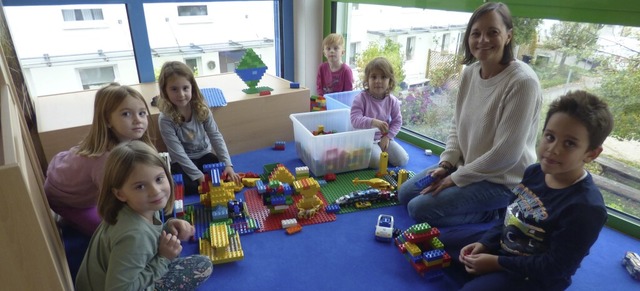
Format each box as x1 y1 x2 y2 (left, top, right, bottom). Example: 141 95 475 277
293 0 323 95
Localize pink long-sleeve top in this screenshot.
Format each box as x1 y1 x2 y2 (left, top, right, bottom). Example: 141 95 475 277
350 90 403 140
44 146 109 209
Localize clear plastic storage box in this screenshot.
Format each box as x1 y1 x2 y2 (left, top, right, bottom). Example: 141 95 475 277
324 90 360 108
289 109 375 176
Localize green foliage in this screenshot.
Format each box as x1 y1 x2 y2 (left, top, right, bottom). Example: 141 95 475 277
399 86 457 142
532 64 581 89
597 64 640 140
543 21 602 67
512 17 541 47
355 38 405 92
428 55 462 88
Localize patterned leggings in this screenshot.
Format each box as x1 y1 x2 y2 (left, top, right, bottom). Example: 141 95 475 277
155 255 213 290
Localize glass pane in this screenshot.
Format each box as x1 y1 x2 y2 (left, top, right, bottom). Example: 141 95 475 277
4 4 136 96
340 4 470 142
144 1 276 79
339 3 640 219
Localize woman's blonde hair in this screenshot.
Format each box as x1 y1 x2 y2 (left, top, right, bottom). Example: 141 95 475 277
77 83 154 157
98 140 175 224
157 61 210 124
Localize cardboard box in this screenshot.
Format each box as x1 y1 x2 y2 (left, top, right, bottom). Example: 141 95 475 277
290 109 375 176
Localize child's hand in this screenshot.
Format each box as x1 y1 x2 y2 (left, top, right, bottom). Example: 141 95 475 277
378 136 391 152
371 119 389 133
459 242 487 261
158 231 182 260
224 166 242 185
165 219 195 241
460 253 501 275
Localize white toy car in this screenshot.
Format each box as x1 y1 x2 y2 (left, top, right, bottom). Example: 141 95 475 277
375 214 394 242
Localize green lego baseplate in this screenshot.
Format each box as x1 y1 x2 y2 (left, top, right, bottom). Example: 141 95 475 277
320 169 414 214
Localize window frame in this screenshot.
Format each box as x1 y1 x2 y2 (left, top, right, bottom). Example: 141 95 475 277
4 0 294 83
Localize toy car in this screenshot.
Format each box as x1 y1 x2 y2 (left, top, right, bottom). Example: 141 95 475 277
622 251 640 281
375 214 394 242
355 201 371 208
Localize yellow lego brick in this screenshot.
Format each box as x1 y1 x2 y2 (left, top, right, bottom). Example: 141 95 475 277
423 258 444 267
210 224 229 250
405 242 422 257
242 177 261 187
212 231 244 264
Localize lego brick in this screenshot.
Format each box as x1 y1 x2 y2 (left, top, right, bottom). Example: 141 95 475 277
201 87 227 107
244 188 336 232
286 224 302 235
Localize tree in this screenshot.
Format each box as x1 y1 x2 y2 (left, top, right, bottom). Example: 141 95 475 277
512 17 541 48
355 38 405 92
544 21 603 69
597 59 640 140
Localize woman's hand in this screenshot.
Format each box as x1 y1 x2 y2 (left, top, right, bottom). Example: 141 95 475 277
420 168 454 195
158 231 182 260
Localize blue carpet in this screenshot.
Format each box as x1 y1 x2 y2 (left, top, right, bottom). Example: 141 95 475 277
62 140 640 290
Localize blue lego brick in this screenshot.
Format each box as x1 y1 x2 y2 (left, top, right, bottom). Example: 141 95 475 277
282 183 293 195
256 180 267 194
270 195 286 205
211 205 228 221
423 249 445 263
415 175 436 189
410 253 423 263
210 168 222 186
290 82 300 89
317 179 327 186
201 87 227 107
203 162 226 172
325 203 341 213
235 67 267 81
172 174 183 185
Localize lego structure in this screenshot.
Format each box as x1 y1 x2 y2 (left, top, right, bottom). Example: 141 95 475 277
376 152 389 177
293 177 324 219
235 48 272 94
395 223 451 279
182 163 263 265
310 95 327 111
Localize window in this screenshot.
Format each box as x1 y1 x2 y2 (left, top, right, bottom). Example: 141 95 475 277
337 2 640 221
79 66 115 89
349 42 360 66
184 57 200 75
61 8 104 21
4 1 280 96
177 5 208 17
4 4 135 96
145 2 276 78
406 36 416 60
441 33 450 52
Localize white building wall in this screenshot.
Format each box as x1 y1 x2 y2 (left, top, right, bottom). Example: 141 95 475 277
5 3 276 97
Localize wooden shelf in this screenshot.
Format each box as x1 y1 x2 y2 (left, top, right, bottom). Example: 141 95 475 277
38 73 310 162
